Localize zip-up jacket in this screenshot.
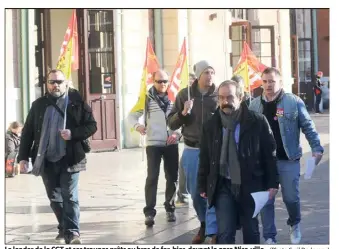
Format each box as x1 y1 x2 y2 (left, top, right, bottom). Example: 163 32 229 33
168 80 218 148
128 88 181 147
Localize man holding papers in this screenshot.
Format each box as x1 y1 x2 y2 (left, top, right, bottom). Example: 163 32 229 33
198 80 279 244
249 67 324 244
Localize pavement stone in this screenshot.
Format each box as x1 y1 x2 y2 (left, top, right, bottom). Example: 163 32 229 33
5 113 329 245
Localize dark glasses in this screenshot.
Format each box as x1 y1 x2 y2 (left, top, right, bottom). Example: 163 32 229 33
155 80 169 84
48 80 64 85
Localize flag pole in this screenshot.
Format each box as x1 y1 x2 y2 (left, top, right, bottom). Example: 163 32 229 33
141 93 147 162
63 83 69 130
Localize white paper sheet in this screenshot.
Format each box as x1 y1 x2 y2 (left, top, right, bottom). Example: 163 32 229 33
251 191 270 218
304 157 316 180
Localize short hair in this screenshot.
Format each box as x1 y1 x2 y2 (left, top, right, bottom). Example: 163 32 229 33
231 75 244 84
218 80 244 99
262 67 281 77
47 69 65 78
8 121 22 131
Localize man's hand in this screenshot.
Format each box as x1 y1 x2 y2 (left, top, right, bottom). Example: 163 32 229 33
268 188 278 199
60 129 72 140
200 192 207 198
182 99 194 116
313 152 323 165
19 160 29 173
167 134 177 145
136 125 146 135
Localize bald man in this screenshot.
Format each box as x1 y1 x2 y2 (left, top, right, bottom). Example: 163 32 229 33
128 69 181 227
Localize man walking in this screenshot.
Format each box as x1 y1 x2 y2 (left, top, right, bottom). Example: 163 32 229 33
17 69 97 244
128 69 181 227
168 60 218 243
198 80 279 244
249 67 324 244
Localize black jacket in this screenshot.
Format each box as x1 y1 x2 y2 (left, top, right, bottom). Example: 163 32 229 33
168 80 218 147
198 103 279 207
17 89 97 172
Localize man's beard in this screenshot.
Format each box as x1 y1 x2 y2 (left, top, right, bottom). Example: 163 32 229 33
49 89 65 98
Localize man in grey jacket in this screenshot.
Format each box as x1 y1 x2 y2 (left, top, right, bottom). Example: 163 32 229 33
168 60 218 244
128 69 181 227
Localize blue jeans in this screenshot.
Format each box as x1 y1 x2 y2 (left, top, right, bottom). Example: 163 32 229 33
261 160 301 241
177 157 188 200
181 148 217 236
42 158 80 236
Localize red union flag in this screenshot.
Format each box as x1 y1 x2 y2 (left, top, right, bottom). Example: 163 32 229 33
129 38 160 114
233 41 267 92
56 9 78 79
168 38 189 102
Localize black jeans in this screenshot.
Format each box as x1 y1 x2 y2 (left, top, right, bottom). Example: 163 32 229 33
315 93 322 113
41 157 80 236
143 144 179 217
214 177 260 244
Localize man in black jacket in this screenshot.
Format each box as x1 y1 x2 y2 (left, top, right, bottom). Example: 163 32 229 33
168 60 218 243
198 80 279 244
17 69 97 244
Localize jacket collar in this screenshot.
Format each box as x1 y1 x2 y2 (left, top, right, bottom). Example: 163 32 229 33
261 89 285 104
190 80 216 97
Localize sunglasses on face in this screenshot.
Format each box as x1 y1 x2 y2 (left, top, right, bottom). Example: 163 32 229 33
48 80 64 85
154 80 169 84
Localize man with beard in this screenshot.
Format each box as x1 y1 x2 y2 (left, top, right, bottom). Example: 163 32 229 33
17 69 97 244
198 80 279 244
128 69 181 227
168 60 218 243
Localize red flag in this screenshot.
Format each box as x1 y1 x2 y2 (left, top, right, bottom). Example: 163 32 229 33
57 9 78 77
233 41 268 91
130 38 160 113
71 10 78 71
168 38 188 102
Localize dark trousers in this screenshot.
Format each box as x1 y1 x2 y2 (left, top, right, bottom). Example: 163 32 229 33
143 144 179 217
315 93 322 113
41 157 80 236
214 177 260 244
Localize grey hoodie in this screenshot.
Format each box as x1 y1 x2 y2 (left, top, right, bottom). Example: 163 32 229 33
168 80 218 147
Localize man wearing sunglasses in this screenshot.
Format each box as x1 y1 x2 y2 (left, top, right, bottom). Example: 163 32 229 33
128 69 181 227
17 69 97 244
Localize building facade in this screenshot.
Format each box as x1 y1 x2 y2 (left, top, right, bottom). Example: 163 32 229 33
6 8 296 150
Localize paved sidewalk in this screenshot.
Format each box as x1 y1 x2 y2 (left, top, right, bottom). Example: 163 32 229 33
5 113 329 245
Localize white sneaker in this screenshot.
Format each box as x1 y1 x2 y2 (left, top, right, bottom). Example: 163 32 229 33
265 238 276 244
290 224 302 244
